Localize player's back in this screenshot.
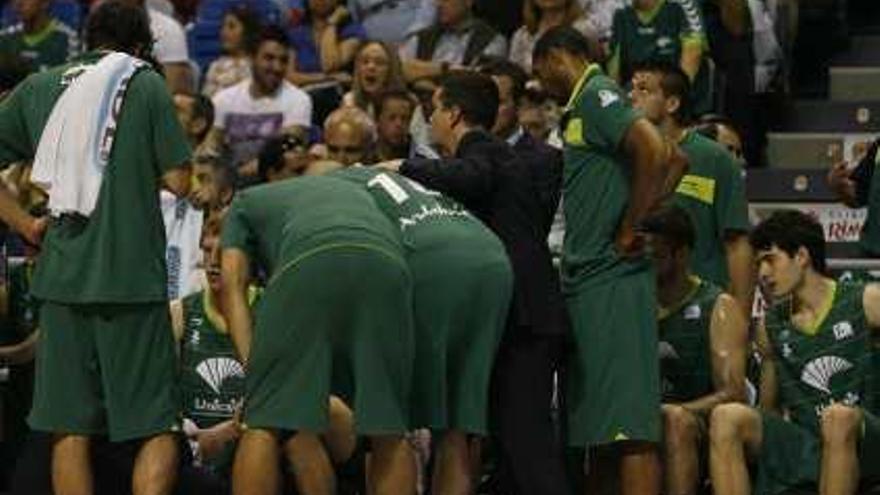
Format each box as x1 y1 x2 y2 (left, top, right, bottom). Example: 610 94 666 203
331 166 506 257
228 175 403 274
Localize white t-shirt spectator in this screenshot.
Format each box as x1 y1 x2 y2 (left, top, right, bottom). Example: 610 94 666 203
509 16 598 73
212 79 313 167
579 0 627 41
148 8 189 64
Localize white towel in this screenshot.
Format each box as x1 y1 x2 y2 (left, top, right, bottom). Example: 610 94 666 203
31 52 146 217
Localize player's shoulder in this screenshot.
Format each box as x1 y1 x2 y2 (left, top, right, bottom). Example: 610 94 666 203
579 71 627 111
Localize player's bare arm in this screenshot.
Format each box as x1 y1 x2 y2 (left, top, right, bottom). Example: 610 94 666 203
862 283 880 332
221 248 253 365
725 232 755 316
681 293 749 414
619 118 670 255
755 318 779 412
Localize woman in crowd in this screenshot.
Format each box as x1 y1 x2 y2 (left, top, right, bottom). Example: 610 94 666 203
286 0 366 87
509 0 600 72
202 5 261 97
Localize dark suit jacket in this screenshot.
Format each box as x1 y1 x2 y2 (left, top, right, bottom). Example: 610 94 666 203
400 129 568 337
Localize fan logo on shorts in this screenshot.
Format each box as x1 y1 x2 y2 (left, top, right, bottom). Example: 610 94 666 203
800 355 854 394
196 357 245 394
658 341 680 360
683 304 701 320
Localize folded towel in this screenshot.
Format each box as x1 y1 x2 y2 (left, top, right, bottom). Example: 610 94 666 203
32 52 146 217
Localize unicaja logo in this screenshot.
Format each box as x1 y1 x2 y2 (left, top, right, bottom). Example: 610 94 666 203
196 357 244 394
800 356 853 394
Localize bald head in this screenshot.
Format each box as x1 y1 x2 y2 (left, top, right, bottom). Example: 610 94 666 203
323 107 376 166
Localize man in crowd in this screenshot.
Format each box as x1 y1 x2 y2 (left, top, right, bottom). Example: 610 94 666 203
347 0 436 44
174 92 214 150
207 25 312 184
629 62 753 315
710 210 880 495
190 151 236 210
221 175 416 495
532 26 686 495
399 0 507 81
0 2 192 494
258 133 313 182
374 89 418 161
323 106 375 166
642 204 749 495
0 0 78 72
378 71 572 495
827 137 880 257
121 0 192 93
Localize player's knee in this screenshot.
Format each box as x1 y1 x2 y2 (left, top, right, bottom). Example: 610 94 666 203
709 403 752 446
663 405 700 447
820 405 862 448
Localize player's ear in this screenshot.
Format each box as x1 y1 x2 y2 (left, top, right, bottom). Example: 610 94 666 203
666 95 681 119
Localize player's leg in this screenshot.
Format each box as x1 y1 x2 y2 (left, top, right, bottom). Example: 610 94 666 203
284 432 336 495
432 430 472 495
619 441 661 495
232 428 280 495
819 405 863 495
662 404 703 495
708 403 763 495
52 435 93 495
132 433 179 495
370 434 417 495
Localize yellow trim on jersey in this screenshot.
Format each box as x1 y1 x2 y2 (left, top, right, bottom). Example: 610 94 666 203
797 281 838 336
564 118 586 146
658 276 702 321
676 174 716 204
564 63 603 112
636 0 666 24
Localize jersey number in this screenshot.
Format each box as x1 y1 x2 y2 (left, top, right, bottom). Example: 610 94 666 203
367 173 436 204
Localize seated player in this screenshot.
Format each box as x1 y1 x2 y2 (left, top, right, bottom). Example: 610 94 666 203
326 164 512 494
709 210 880 495
221 175 417 495
189 151 236 210
642 204 749 495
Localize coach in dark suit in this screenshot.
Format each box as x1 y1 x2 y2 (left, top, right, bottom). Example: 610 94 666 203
378 70 571 495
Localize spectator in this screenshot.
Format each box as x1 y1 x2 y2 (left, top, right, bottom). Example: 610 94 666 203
374 89 419 160
343 40 435 158
323 106 375 165
578 0 626 42
0 53 30 100
399 0 508 82
257 133 313 181
693 113 745 164
287 0 366 87
121 0 193 93
347 0 436 44
828 138 880 257
518 88 554 142
173 92 214 149
190 151 236 209
206 25 313 185
202 5 261 97
608 0 712 116
629 63 753 315
509 0 599 73
0 0 79 72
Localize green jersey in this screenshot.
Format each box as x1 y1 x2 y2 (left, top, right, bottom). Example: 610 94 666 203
221 176 403 275
610 0 711 115
0 52 192 304
860 150 880 255
0 20 79 72
658 277 722 402
561 64 648 292
0 258 38 346
765 281 875 432
330 167 505 253
673 131 749 287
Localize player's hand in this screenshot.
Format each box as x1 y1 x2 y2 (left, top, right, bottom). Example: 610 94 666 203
23 216 47 247
196 419 240 460
615 221 646 259
374 159 403 172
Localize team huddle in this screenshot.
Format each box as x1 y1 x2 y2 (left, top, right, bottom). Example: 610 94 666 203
0 1 878 495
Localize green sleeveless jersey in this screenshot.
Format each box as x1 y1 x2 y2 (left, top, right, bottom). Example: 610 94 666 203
179 290 245 429
765 281 875 431
330 166 504 253
658 277 722 402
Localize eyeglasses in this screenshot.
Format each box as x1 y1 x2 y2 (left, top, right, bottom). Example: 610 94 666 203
282 135 308 153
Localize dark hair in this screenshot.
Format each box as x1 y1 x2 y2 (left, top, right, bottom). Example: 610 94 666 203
192 94 215 130
478 56 529 106
224 4 262 54
750 210 826 273
641 203 695 250
85 1 154 55
697 113 741 139
193 150 237 196
251 24 290 55
0 53 31 93
438 71 499 130
632 61 691 124
375 88 415 117
533 26 599 64
258 134 308 181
